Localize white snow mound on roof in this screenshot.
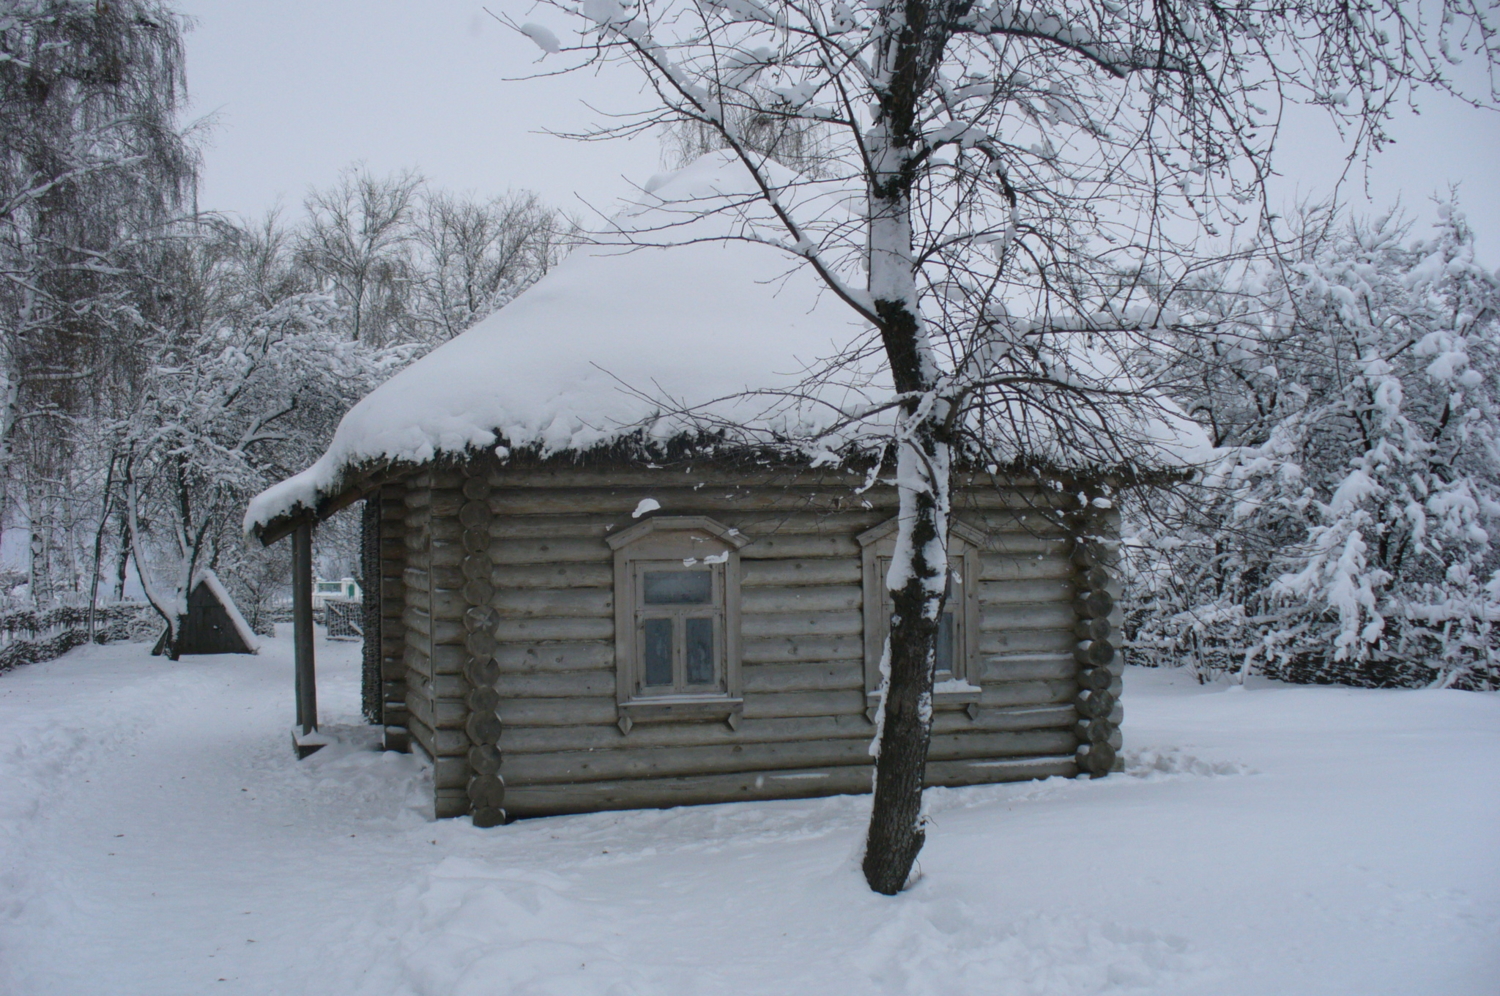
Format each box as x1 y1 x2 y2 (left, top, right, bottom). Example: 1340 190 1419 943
245 153 876 533
245 150 1211 535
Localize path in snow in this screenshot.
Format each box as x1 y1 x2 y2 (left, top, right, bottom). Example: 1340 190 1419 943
0 635 1496 996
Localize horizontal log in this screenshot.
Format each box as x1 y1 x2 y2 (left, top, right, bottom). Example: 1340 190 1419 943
503 753 1074 818
741 689 866 719
405 687 467 731
505 731 1067 786
432 674 470 699
741 559 862 587
498 703 1075 755
978 628 1076 656
980 654 1078 683
504 737 874 785
491 640 615 672
433 755 472 791
430 587 468 620
403 586 431 614
743 661 863 694
490 537 610 565
501 713 874 753
979 602 1075 631
431 644 469 675
924 755 1077 787
976 579 1075 605
741 585 861 615
508 728 1074 787
428 540 464 568
504 765 875 817
403 607 432 638
741 611 863 639
490 563 613 589
741 633 864 665
935 704 1076 734
958 509 1071 535
739 534 860 560
494 669 616 698
405 706 474 754
980 679 1076 708
431 617 465 646
929 728 1076 761
976 553 1073 582
491 588 613 619
496 695 619 727
407 712 437 758
977 534 1071 557
493 616 614 642
429 565 465 590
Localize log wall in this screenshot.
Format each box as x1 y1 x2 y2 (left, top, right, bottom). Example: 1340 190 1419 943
390 463 1118 821
392 464 1128 820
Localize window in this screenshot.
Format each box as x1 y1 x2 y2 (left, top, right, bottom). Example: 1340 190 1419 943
857 518 986 720
607 515 749 733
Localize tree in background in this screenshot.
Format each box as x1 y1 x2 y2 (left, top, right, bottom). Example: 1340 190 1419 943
511 0 1499 892
1127 202 1500 690
0 0 197 604
411 187 573 342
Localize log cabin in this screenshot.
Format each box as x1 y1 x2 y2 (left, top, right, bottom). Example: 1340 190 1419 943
246 153 1192 825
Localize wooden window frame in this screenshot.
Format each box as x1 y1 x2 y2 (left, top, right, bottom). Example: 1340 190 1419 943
857 518 986 721
608 515 749 733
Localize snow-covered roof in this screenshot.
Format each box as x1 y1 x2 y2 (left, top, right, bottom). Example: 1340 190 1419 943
247 154 879 534
246 151 1208 537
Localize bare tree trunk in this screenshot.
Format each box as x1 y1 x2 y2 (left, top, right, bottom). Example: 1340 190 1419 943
864 424 951 894
861 8 955 891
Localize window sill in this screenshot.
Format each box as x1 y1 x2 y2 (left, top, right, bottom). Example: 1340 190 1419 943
618 695 744 733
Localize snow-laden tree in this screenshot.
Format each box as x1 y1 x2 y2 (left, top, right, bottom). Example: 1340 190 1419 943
508 0 1498 891
119 222 397 658
0 0 197 603
1128 203 1500 690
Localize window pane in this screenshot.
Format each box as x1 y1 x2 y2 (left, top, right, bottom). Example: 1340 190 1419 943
935 611 955 677
643 618 673 686
643 570 712 605
684 617 715 685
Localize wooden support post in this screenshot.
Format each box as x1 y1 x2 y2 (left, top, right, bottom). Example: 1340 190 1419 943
292 520 325 758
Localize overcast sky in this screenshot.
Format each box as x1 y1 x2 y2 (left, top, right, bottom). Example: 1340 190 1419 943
178 0 1500 260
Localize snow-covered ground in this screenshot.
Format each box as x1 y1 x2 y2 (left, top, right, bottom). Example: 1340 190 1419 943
1 636 1496 996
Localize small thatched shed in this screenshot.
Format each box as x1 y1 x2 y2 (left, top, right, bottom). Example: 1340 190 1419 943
247 154 1199 824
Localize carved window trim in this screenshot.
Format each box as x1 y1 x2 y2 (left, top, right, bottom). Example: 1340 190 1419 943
858 518 986 720
607 515 749 733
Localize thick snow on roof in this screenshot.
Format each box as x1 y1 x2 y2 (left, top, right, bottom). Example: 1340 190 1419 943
247 153 876 532
246 151 1209 534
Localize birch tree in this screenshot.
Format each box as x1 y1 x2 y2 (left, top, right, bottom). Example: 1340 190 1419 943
0 0 196 603
509 0 1498 893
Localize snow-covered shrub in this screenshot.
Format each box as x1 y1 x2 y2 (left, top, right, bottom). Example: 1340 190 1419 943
1127 204 1500 689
